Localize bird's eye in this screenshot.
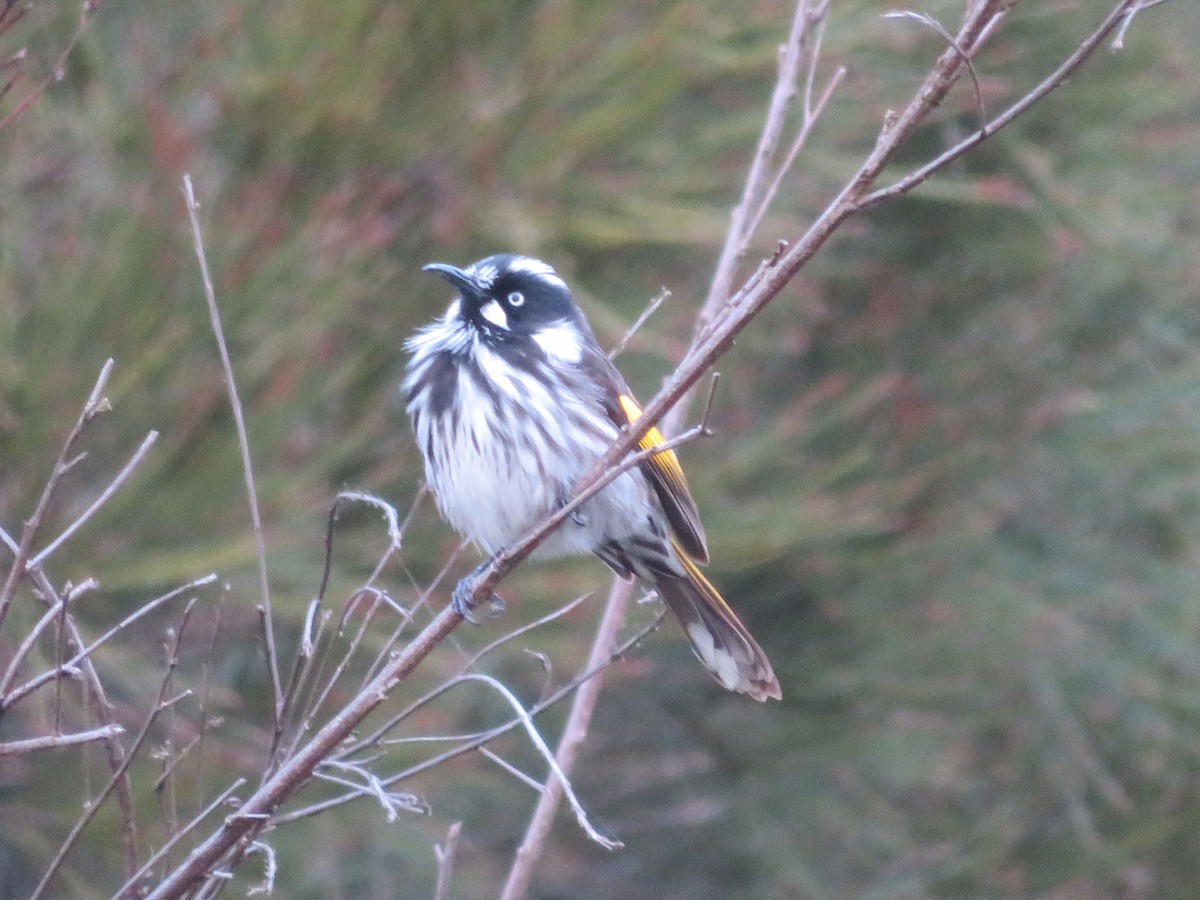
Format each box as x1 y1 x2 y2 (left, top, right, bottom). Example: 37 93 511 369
506 291 525 307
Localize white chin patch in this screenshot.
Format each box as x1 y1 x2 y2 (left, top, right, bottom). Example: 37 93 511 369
479 298 509 330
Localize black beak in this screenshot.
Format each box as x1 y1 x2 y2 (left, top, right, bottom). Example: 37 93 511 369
422 262 482 298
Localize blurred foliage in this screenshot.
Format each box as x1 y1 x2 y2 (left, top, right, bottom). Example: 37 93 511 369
1 0 1199 897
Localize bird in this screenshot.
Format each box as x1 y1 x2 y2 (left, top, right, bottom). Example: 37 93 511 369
403 254 780 701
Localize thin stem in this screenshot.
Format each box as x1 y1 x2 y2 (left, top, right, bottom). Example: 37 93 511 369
111 778 248 900
182 174 283 728
143 600 466 900
32 597 197 900
499 577 636 900
0 359 113 636
433 822 462 900
31 431 159 566
271 611 666 828
608 288 670 360
3 575 216 711
0 724 125 756
858 0 1159 209
0 0 109 132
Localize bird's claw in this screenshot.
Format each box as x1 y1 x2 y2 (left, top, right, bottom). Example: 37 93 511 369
556 487 588 528
451 572 506 624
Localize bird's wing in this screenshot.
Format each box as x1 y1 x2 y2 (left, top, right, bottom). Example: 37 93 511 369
584 348 709 563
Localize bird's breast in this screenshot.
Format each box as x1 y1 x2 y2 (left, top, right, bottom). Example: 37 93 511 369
405 341 622 556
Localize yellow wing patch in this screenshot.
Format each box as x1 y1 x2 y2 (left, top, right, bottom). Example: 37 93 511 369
618 394 688 488
618 393 709 562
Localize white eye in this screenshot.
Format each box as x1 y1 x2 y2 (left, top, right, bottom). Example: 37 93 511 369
506 291 525 307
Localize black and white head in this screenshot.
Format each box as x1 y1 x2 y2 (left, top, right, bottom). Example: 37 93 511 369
420 254 591 358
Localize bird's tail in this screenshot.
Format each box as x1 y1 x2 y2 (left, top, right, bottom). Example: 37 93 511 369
651 542 781 701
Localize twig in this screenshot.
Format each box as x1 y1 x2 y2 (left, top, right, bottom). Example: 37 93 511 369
0 578 93 697
154 606 200 871
608 288 670 360
0 0 109 132
463 592 592 672
194 587 227 829
481 747 545 792
22 565 142 879
274 611 666 828
1112 0 1172 49
704 0 830 333
432 822 462 900
0 523 17 555
291 591 388 754
111 778 248 900
3 574 217 711
499 577 636 900
337 581 564 758
31 595 197 900
453 674 619 850
883 10 988 134
857 0 1167 209
143 599 468 899
314 761 427 821
0 724 124 756
0 2 30 40
0 358 113 636
244 841 277 897
182 173 283 728
741 62 846 248
31 431 159 565
272 491 410 769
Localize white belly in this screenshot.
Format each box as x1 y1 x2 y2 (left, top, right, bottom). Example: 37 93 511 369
411 348 653 560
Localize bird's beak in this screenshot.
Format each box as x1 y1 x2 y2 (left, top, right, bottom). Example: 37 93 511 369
422 262 482 299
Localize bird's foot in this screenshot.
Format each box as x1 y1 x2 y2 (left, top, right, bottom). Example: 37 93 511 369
555 487 588 528
451 559 506 624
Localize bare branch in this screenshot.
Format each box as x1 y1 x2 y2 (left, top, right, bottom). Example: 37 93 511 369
3 574 216 711
0 358 114 635
464 592 593 672
858 0 1147 209
182 173 283 727
1112 0 1173 49
0 523 17 555
453 673 619 850
111 778 248 900
499 576 637 900
608 288 670 360
143 596 470 899
481 746 545 792
433 822 462 900
0 0 109 131
884 10 988 133
31 430 159 566
22 564 142 878
0 724 125 756
31 596 198 900
244 841 277 897
315 760 427 821
0 578 93 697
272 611 666 828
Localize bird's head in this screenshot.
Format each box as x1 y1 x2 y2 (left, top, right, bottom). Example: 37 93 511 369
422 254 582 340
